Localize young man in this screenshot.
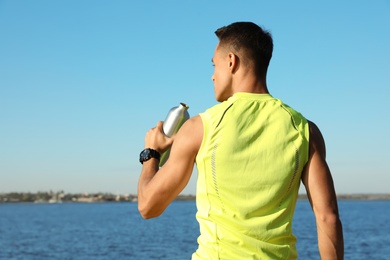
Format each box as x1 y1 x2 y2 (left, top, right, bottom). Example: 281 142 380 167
138 22 344 259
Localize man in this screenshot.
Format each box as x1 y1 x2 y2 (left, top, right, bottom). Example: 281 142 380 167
138 22 344 259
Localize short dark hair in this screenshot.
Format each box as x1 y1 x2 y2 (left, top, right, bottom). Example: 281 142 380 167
215 22 273 76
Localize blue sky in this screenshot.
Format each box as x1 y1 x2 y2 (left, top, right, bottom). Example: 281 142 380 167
0 1 389 195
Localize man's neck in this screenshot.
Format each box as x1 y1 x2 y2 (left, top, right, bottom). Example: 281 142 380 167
233 74 269 94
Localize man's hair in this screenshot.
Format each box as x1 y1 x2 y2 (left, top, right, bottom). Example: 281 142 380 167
215 22 273 77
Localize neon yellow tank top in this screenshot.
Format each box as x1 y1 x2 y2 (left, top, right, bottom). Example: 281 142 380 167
193 93 309 260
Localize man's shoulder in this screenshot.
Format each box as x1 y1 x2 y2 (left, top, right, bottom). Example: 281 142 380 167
202 99 235 116
307 120 326 155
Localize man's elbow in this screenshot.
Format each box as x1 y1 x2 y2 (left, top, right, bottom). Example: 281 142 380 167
317 211 341 225
138 200 163 219
316 210 343 233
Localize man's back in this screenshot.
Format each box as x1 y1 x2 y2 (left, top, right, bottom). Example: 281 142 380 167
193 92 309 259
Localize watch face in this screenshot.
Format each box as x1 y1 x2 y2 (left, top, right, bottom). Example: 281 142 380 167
140 149 151 161
140 148 160 164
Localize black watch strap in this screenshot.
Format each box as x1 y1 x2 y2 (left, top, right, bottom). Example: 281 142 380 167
139 148 161 164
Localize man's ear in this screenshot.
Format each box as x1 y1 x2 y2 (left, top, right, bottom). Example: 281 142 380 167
228 52 239 73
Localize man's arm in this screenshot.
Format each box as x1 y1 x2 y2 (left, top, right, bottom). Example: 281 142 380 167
138 115 203 219
301 121 344 259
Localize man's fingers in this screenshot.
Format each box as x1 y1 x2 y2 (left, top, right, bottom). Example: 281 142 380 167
156 121 163 128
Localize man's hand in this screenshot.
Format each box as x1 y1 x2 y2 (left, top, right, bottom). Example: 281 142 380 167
144 121 174 153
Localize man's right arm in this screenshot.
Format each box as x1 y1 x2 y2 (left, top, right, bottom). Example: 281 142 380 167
301 121 344 259
138 115 203 219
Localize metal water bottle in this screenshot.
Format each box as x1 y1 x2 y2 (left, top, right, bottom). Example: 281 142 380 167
159 103 190 166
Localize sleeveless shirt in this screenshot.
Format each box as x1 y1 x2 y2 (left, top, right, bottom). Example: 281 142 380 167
192 92 309 259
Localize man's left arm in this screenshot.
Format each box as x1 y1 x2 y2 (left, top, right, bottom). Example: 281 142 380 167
301 121 344 259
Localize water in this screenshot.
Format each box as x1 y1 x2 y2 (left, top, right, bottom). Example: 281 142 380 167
293 200 390 259
0 200 389 259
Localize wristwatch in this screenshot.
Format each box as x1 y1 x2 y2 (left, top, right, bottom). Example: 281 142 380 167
139 148 161 164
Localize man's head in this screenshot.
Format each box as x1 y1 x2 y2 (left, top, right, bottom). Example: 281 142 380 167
215 22 273 78
211 22 273 102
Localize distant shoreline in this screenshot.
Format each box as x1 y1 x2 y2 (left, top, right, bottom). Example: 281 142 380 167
1 192 390 204
299 193 390 201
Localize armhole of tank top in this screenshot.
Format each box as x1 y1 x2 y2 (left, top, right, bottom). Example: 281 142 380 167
304 118 310 163
196 113 208 162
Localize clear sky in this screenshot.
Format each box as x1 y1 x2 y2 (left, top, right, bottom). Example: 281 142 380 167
1 1 389 195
